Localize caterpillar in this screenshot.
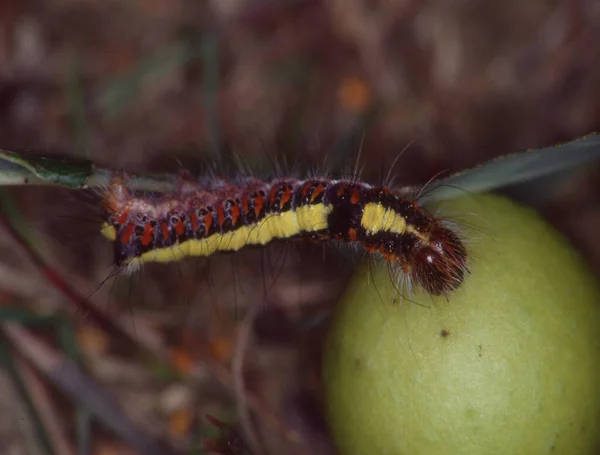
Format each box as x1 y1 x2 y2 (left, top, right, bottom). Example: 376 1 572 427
99 173 468 297
37 133 594 300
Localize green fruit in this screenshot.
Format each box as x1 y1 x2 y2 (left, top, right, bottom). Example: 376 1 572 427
323 193 600 455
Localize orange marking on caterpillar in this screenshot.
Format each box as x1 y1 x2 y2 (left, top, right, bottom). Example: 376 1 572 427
269 186 279 206
120 223 135 245
348 227 358 241
254 194 264 218
241 194 250 213
175 219 185 236
161 223 169 240
310 183 325 203
301 183 312 199
203 210 213 232
217 204 227 227
191 211 199 233
280 187 292 208
116 212 129 225
141 223 154 246
230 202 241 226
365 245 377 253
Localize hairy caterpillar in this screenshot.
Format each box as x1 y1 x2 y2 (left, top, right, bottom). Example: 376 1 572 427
98 172 468 297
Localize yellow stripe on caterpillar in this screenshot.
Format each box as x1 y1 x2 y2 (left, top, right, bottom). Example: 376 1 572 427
103 203 334 266
361 202 407 235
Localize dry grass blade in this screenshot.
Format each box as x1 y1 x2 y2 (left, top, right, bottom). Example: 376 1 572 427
13 355 75 455
2 322 177 455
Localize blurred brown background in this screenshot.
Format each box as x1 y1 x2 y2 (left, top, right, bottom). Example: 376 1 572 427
0 1 600 454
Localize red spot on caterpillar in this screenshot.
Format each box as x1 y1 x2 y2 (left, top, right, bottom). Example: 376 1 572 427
116 212 128 225
203 209 213 232
381 250 394 261
217 204 226 227
301 183 311 199
175 219 185 236
350 188 360 205
161 223 169 240
269 185 278 206
309 183 325 203
280 186 292 208
191 211 199 233
254 194 265 218
241 194 250 213
348 227 358 241
120 223 135 244
230 202 241 226
141 222 154 246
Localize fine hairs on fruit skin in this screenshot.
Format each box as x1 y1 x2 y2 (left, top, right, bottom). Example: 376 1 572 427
323 192 600 455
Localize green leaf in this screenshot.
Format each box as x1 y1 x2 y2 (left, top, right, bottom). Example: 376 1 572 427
416 133 600 203
0 150 94 188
